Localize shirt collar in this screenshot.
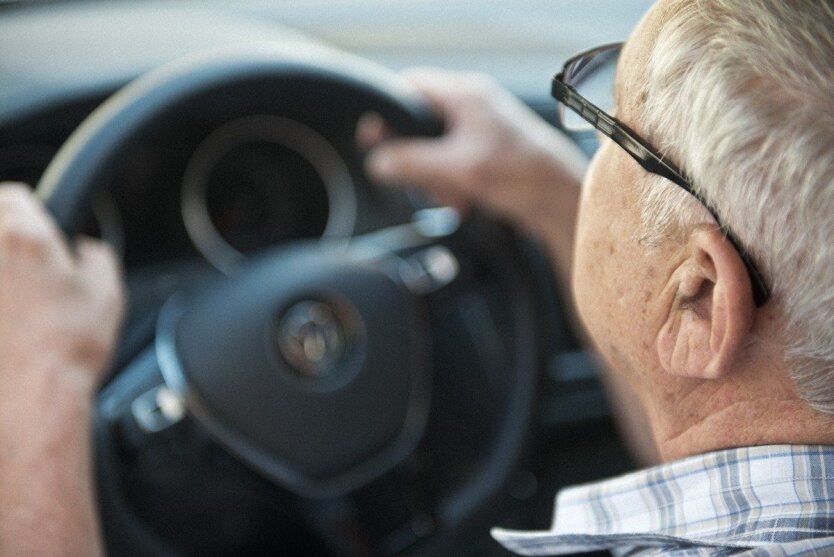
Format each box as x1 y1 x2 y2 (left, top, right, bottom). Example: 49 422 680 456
492 445 834 555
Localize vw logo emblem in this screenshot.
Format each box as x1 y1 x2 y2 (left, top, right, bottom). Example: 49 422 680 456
275 300 351 380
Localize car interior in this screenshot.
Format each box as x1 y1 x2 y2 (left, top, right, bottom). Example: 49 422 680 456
0 1 651 556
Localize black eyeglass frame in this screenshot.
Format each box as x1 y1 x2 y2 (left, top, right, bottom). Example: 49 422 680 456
552 42 770 307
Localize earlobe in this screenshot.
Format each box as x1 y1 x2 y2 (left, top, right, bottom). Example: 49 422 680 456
656 228 755 380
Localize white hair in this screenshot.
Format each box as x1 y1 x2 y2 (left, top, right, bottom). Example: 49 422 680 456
637 0 834 412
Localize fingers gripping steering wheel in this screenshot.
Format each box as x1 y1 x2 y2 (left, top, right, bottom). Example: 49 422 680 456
37 46 551 557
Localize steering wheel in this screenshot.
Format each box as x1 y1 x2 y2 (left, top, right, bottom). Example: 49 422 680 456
36 46 551 557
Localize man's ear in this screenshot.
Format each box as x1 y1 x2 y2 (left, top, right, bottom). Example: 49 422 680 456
656 227 755 379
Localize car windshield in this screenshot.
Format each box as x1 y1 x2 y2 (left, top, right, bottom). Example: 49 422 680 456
0 0 650 102
200 0 651 99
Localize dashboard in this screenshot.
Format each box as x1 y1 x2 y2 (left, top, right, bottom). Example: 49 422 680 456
0 1 647 555
0 0 644 440
0 0 651 430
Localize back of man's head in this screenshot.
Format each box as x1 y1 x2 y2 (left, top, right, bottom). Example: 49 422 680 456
635 0 834 413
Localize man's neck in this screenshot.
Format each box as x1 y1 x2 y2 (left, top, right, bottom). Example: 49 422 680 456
646 352 834 461
656 394 834 461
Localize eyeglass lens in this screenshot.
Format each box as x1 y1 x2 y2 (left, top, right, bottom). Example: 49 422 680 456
560 47 620 132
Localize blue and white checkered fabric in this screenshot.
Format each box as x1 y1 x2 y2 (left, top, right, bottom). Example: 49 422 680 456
492 445 834 556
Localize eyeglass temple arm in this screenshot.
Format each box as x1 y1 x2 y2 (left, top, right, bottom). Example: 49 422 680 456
552 77 689 187
552 77 770 306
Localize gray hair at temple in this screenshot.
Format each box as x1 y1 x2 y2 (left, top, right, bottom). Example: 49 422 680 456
636 0 834 412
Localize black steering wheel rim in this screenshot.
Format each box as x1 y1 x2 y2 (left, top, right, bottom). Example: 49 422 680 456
36 44 442 236
37 45 551 557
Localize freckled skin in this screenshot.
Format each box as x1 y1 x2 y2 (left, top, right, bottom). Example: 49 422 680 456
574 132 677 408
572 13 682 386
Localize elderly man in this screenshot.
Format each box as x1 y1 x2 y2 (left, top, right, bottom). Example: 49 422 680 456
0 0 831 556
362 0 834 555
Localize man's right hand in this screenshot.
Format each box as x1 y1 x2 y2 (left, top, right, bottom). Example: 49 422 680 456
358 68 587 291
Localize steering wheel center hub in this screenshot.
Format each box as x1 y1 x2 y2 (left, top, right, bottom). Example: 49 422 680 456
156 245 431 497
275 300 356 382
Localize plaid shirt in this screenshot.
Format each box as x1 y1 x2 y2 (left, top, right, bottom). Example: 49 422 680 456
492 445 834 556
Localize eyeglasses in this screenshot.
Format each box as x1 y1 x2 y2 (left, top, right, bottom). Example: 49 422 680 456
552 43 770 307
